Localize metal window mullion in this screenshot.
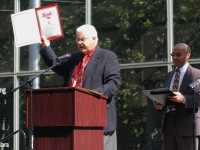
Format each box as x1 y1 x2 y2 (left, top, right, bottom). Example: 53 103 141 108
13 0 20 150
29 0 41 89
167 0 174 72
85 0 91 24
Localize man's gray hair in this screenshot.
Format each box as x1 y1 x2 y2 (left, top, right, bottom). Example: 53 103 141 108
76 24 98 41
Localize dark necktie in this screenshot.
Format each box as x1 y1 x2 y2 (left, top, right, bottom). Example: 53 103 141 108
168 69 180 113
172 69 180 92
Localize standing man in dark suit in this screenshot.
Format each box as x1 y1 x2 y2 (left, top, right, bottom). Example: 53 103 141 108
40 24 121 150
154 43 200 150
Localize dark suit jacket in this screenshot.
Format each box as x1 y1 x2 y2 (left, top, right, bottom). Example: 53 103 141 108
40 45 121 133
162 65 200 136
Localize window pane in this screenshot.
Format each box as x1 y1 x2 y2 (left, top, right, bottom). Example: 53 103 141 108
92 0 167 63
0 11 14 72
116 67 167 149
0 77 13 149
192 64 200 71
174 0 200 59
0 0 14 10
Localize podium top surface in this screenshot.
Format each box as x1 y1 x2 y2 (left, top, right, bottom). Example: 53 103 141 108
25 87 108 99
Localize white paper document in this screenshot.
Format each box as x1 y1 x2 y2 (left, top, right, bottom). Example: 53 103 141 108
11 3 64 48
11 9 41 48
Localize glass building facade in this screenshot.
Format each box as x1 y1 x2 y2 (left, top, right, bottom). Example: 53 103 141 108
1 0 200 149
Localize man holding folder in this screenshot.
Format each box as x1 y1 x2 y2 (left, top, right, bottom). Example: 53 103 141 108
154 43 200 150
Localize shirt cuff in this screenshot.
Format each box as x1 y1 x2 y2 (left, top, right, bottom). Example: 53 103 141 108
182 98 185 104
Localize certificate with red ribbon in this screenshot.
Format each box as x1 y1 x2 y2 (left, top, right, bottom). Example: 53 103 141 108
35 3 64 41
11 3 64 47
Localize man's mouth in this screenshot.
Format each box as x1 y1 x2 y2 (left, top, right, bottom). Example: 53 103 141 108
79 45 84 49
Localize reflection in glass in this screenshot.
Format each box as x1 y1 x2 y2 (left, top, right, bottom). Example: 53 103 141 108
0 77 13 149
174 0 200 59
0 11 14 72
192 64 200 71
0 1 14 10
116 67 167 149
92 0 167 63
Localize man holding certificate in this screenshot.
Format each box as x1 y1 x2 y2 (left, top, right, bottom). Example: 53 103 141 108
40 24 121 150
153 43 200 150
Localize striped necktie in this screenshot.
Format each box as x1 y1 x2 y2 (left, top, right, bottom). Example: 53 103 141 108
75 55 88 87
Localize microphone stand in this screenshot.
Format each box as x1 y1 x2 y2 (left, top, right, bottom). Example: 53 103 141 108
192 88 196 150
11 61 61 150
189 81 199 150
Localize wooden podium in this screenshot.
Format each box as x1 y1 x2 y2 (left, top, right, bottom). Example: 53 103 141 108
25 87 107 150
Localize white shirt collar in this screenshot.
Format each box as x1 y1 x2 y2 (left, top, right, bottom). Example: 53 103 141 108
176 62 189 74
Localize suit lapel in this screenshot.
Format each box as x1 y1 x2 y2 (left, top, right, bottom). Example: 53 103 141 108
179 65 192 93
82 46 100 83
165 71 175 88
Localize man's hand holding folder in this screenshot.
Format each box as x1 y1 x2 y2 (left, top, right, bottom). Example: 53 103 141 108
142 88 176 106
168 92 185 103
153 101 164 110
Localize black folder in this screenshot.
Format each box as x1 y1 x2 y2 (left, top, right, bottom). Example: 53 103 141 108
142 88 175 105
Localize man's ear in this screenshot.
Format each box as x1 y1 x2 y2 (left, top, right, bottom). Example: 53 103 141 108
186 52 191 59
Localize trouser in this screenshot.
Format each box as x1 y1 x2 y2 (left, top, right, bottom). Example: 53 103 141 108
163 113 199 150
104 131 117 150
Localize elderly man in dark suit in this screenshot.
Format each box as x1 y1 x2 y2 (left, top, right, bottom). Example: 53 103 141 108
154 43 200 150
40 24 121 150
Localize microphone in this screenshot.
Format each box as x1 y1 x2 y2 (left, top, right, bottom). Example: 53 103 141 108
189 78 200 89
56 54 71 63
56 54 71 65
57 53 71 60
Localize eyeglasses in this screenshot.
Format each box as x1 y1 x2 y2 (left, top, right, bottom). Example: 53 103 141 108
75 37 91 43
171 52 188 57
